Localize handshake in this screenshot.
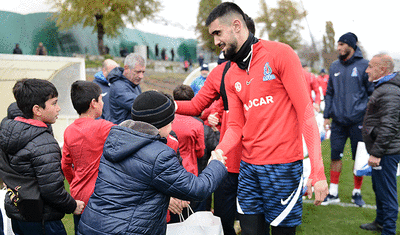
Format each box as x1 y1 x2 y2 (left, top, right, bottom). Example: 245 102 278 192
208 149 227 166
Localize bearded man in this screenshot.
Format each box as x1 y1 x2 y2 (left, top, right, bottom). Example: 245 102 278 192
322 32 374 207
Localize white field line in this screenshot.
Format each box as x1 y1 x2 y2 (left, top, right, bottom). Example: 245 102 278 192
303 199 378 209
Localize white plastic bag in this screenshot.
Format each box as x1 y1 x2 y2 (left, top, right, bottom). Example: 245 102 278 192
0 189 14 235
353 142 371 176
353 142 400 176
166 207 223 235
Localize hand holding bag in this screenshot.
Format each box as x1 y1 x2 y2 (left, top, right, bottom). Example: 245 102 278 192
353 142 372 176
166 205 224 235
353 142 400 176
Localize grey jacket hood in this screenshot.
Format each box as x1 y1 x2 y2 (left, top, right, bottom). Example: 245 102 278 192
102 120 164 163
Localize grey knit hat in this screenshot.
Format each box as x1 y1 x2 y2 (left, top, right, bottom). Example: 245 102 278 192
131 90 175 129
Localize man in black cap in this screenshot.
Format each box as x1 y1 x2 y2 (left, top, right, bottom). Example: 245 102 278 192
322 32 374 207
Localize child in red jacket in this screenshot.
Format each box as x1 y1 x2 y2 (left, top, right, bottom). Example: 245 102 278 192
62 81 115 234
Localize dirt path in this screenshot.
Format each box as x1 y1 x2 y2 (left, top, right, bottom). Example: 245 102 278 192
141 71 187 94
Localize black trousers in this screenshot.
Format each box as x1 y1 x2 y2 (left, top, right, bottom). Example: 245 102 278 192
214 172 239 235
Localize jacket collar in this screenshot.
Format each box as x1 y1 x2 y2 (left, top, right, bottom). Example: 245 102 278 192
14 117 48 128
230 33 259 72
119 120 166 143
108 67 139 88
374 72 398 87
339 46 364 65
94 71 109 85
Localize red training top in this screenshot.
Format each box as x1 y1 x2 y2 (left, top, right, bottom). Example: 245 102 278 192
166 134 179 153
62 118 115 206
303 68 321 105
317 74 329 96
171 114 205 176
217 40 326 185
176 62 242 174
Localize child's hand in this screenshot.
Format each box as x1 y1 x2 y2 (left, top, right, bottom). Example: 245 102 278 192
74 200 85 215
207 112 219 127
168 198 190 214
208 149 226 166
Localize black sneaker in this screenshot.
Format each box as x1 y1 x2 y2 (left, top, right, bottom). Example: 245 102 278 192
351 193 366 207
360 221 382 231
321 194 340 206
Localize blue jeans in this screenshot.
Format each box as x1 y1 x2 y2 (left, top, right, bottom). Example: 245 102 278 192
11 219 67 235
372 154 400 235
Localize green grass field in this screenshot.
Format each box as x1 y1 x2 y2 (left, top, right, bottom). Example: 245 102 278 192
60 66 400 234
295 139 400 235
61 139 400 234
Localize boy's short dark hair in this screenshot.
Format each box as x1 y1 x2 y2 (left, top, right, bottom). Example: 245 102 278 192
71 81 102 115
206 2 246 26
173 85 194 101
13 78 58 119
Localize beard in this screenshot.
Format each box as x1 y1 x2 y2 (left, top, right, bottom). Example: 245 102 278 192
339 48 352 61
222 41 238 60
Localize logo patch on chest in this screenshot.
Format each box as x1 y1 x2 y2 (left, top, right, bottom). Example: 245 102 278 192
351 67 358 77
263 62 276 81
235 82 242 92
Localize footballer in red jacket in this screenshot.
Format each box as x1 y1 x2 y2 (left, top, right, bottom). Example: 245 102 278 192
206 2 328 234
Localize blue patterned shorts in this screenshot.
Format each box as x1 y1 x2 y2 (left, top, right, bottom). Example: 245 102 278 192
237 160 303 227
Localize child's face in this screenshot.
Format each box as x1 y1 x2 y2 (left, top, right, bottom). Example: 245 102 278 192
158 123 172 138
36 97 61 124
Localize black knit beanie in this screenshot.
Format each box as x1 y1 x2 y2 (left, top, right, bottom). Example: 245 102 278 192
131 90 175 129
338 32 358 50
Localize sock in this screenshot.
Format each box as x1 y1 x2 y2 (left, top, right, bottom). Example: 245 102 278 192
330 170 341 184
328 183 338 196
352 188 361 196
354 175 363 190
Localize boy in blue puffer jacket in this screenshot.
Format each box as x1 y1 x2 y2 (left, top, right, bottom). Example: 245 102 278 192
78 90 227 235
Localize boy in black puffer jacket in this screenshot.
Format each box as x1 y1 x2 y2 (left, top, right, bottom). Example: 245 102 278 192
0 78 85 235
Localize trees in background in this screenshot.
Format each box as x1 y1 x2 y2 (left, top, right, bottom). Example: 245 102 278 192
322 21 336 71
256 0 306 50
50 0 161 55
196 0 222 55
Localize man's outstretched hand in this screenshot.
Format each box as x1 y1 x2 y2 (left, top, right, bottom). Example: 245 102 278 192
208 149 227 166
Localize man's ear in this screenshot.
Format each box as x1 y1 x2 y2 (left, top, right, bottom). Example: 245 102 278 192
32 104 42 117
232 18 242 33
